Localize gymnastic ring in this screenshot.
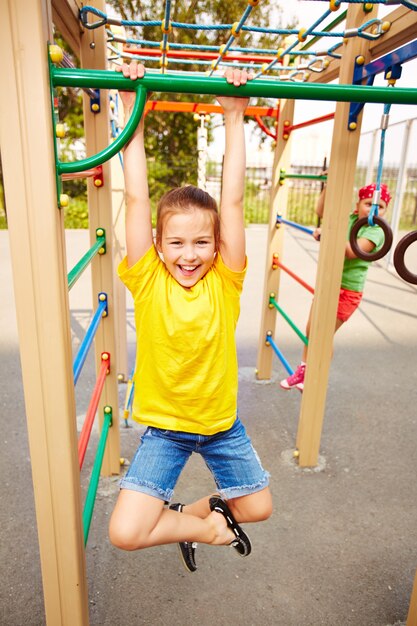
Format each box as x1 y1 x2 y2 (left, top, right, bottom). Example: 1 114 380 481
393 230 417 284
349 216 393 262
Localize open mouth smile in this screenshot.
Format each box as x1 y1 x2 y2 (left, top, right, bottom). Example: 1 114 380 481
178 265 200 276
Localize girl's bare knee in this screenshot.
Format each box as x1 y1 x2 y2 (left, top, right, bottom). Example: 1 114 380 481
109 518 140 551
229 489 273 523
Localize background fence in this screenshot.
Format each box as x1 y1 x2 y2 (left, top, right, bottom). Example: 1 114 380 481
206 161 417 229
2 150 417 232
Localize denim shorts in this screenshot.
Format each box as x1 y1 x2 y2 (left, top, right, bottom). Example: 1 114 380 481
120 417 270 502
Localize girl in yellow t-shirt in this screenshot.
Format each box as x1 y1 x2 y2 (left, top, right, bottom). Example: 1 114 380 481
109 62 272 573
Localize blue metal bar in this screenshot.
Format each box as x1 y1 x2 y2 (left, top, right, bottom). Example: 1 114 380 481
265 333 294 376
353 40 417 84
73 294 108 385
276 215 314 236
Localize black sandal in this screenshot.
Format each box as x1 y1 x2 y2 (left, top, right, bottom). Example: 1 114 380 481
169 503 198 572
209 496 252 557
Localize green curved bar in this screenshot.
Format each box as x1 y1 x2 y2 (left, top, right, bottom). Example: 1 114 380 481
57 84 147 174
51 66 417 105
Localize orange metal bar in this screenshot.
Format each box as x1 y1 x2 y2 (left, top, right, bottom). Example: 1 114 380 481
125 46 281 65
78 353 110 470
144 100 278 118
272 254 315 295
287 112 335 133
255 114 276 139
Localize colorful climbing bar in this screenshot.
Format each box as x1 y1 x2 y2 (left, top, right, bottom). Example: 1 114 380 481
50 66 417 175
78 353 110 469
265 332 294 376
280 172 328 182
61 166 103 181
82 406 112 544
144 100 278 117
127 46 279 65
269 295 309 346
52 66 417 106
276 215 315 236
272 255 315 295
285 113 335 134
73 293 108 385
123 368 135 427
67 229 106 291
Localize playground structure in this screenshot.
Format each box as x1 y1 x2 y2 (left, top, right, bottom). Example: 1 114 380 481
1 0 417 624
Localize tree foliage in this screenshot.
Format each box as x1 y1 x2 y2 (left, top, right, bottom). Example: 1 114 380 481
50 2 291 225
106 0 289 197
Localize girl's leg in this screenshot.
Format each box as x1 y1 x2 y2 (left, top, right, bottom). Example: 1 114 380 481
227 487 272 523
183 487 272 524
303 307 344 362
109 490 235 551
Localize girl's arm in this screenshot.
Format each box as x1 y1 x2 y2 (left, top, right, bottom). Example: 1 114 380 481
345 237 376 259
217 69 251 272
117 62 153 267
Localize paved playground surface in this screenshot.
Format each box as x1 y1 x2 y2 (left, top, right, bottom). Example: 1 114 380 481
1 226 417 626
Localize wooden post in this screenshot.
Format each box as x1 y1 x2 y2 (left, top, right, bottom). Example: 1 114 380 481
407 568 417 626
256 99 294 379
79 0 121 476
110 97 129 383
296 4 379 467
0 0 89 623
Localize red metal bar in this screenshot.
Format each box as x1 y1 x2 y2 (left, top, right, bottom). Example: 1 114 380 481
254 114 276 139
144 100 278 118
78 353 110 470
125 46 281 65
286 112 335 134
61 164 103 182
272 254 315 295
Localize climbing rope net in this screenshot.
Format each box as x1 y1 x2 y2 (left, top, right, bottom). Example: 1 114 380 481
80 0 417 82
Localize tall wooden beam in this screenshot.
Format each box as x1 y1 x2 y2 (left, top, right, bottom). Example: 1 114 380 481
296 4 378 467
51 0 82 57
0 0 89 622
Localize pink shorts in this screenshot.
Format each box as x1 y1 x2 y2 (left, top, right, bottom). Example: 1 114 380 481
337 288 363 322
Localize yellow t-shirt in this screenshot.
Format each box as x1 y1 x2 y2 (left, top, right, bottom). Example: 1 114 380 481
118 245 246 435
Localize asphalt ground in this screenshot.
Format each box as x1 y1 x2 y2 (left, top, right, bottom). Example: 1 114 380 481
1 226 417 626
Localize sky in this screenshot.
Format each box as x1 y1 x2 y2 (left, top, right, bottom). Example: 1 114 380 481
208 1 417 166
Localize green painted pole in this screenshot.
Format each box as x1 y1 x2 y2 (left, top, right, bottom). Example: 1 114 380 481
282 173 328 181
82 406 112 545
51 66 417 106
67 231 106 291
51 66 417 174
269 297 309 346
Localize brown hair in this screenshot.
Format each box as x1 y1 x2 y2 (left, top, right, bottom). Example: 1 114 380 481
156 185 220 250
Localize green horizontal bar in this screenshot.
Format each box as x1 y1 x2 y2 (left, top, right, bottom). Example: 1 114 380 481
51 66 417 175
270 297 309 346
67 234 105 291
52 66 417 106
283 173 327 181
83 407 112 545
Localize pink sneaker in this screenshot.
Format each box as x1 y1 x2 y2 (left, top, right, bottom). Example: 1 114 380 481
280 363 305 391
